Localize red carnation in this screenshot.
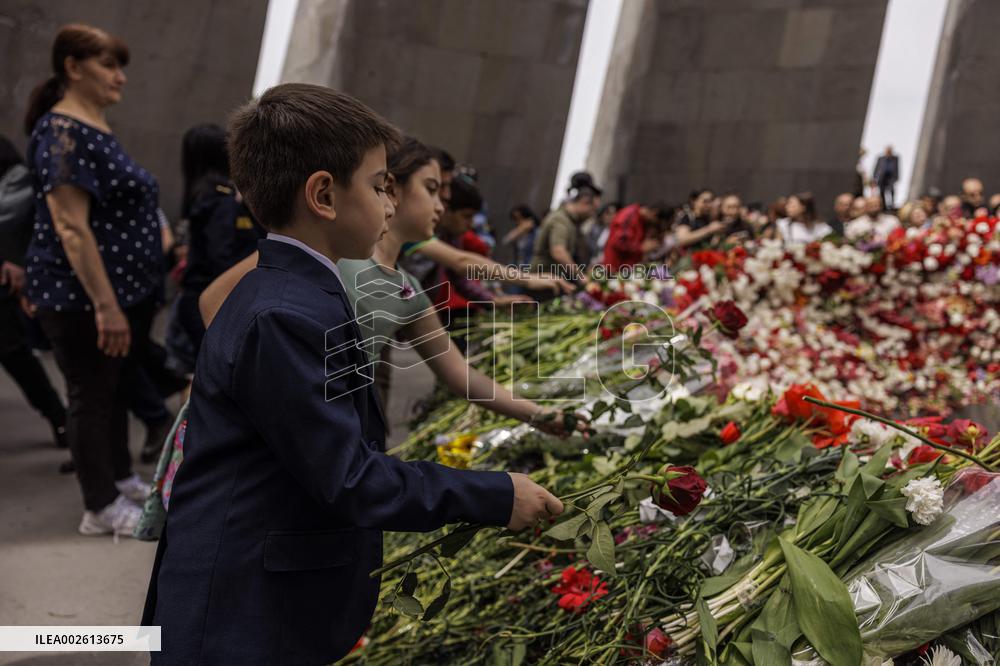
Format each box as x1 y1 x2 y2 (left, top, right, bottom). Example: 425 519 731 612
719 421 741 445
692 250 726 269
551 566 608 613
907 445 944 465
709 300 748 339
947 419 989 450
651 465 707 516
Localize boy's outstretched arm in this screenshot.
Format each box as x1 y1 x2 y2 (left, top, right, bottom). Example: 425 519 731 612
232 308 561 533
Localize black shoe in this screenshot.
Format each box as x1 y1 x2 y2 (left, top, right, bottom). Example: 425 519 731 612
58 458 75 474
140 416 174 463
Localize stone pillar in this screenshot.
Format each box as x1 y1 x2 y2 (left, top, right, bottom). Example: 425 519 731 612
588 0 887 216
0 0 268 220
910 0 1000 200
282 0 589 255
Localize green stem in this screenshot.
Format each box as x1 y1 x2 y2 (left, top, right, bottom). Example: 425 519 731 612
803 396 996 472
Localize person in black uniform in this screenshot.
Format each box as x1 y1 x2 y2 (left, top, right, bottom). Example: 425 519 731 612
171 124 264 364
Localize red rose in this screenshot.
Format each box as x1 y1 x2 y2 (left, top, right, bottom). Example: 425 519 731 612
709 300 748 339
719 421 741 445
947 419 989 450
907 445 943 465
645 627 672 657
651 465 707 516
551 566 608 613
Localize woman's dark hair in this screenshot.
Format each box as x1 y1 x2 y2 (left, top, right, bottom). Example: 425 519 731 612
387 136 434 186
509 204 538 224
24 24 130 135
0 135 25 179
789 191 817 223
689 188 712 202
430 146 456 173
181 123 229 217
449 174 482 212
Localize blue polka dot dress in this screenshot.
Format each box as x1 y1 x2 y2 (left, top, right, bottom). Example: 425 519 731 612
24 112 164 312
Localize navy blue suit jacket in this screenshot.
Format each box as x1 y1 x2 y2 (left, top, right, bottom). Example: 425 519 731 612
142 239 513 665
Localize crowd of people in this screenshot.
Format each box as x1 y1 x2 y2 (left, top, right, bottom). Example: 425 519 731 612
2 19 999 665
3 23 999 543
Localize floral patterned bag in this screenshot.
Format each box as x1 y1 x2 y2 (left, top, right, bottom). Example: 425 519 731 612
133 402 188 540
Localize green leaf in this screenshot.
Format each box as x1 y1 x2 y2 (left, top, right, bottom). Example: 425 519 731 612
779 538 862 666
544 512 589 541
837 473 884 549
795 496 839 540
865 496 909 527
586 521 616 572
859 443 893 476
590 401 611 421
835 449 860 484
585 491 619 520
422 579 451 621
393 593 424 617
437 527 479 558
774 431 812 463
401 571 418 596
695 595 718 664
623 414 644 428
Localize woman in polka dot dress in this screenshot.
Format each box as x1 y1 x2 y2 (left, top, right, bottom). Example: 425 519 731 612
22 24 164 537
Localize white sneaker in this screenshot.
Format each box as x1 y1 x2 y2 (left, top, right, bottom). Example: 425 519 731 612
115 473 151 503
79 495 143 538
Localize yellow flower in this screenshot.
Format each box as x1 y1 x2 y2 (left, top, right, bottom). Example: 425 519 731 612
436 433 479 469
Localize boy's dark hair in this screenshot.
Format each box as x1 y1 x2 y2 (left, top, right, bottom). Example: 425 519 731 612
228 83 401 229
449 173 482 212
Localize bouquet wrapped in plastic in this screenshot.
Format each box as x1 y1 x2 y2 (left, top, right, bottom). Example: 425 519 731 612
844 467 1000 658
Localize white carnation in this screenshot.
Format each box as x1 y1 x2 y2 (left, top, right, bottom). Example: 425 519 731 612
901 476 944 525
849 419 893 448
731 378 768 402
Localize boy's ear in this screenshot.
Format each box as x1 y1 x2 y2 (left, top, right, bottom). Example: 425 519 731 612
303 171 337 222
385 173 400 207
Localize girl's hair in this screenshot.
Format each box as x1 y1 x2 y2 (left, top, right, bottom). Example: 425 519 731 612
509 204 539 224
0 135 25 179
388 136 435 186
181 123 230 217
789 191 817 223
24 24 130 135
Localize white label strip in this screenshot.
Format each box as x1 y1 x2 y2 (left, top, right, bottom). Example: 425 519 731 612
0 626 160 652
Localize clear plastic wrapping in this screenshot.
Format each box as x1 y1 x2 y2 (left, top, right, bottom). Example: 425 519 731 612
843 468 1000 657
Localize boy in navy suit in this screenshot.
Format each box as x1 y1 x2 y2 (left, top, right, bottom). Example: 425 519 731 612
142 84 563 665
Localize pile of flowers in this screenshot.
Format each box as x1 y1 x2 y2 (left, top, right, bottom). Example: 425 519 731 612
667 214 1000 415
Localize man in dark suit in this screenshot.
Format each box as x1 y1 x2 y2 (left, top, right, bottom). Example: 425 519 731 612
142 84 561 665
873 146 900 211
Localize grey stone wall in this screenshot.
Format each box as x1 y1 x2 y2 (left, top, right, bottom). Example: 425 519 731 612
910 0 1000 199
282 0 588 256
588 0 887 216
0 0 268 220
